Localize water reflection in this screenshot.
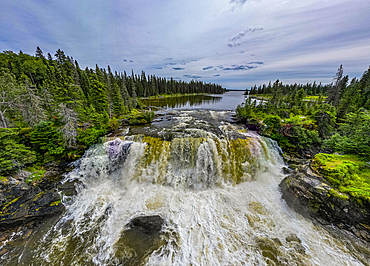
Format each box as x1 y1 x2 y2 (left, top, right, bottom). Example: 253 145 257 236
141 94 221 109
140 91 247 110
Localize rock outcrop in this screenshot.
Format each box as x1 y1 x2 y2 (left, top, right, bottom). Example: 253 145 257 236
280 164 370 242
0 166 77 231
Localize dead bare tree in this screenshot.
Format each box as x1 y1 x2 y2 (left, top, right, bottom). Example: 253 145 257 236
58 103 78 148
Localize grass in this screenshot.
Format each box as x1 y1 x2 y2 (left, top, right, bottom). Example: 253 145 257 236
303 95 327 100
248 94 327 101
312 153 370 203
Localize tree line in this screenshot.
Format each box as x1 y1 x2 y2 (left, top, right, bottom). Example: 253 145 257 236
0 47 225 174
237 65 370 158
248 80 332 96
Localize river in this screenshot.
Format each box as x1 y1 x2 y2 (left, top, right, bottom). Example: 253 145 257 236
3 91 370 265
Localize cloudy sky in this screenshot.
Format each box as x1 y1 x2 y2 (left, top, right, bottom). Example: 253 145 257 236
1 0 369 89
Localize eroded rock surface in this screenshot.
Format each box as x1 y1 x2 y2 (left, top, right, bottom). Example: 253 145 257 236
0 167 77 231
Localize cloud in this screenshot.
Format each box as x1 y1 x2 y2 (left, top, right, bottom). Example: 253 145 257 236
229 27 264 42
227 43 242 48
123 59 127 62
184 74 202 79
173 67 185 70
229 0 250 11
220 64 258 71
165 58 173 61
129 60 133 62
230 0 248 5
214 74 220 77
248 61 264 65
168 62 177 65
156 67 163 69
202 66 213 70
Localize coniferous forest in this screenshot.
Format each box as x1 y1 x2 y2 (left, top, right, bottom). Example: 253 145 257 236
0 47 225 174
237 65 370 202
238 64 370 156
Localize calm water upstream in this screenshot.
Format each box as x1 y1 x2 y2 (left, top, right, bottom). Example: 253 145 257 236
141 91 247 110
2 93 370 265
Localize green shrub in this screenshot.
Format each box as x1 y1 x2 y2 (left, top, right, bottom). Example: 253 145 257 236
0 128 36 173
31 121 65 159
324 110 370 158
108 118 120 132
77 126 106 146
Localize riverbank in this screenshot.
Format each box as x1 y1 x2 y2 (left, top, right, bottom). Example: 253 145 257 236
139 92 208 100
248 94 327 102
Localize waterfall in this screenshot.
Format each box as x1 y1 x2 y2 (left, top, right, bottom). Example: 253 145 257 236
11 111 369 266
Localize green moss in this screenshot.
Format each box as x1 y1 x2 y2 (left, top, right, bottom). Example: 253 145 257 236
26 168 46 183
1 196 21 212
0 176 8 182
329 188 349 200
312 153 370 203
32 191 46 201
50 199 62 206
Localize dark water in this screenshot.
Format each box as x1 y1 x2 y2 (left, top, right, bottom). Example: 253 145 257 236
140 91 247 110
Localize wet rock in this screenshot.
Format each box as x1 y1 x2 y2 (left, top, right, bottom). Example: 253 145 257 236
280 166 370 242
245 123 260 131
9 183 32 198
127 215 164 235
0 168 74 231
13 170 32 182
282 166 293 175
121 119 130 125
0 194 6 205
0 185 64 230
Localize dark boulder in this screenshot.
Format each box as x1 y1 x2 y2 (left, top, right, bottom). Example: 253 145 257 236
280 165 370 242
127 215 164 235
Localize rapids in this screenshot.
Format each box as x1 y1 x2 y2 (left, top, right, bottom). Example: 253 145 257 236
3 110 370 265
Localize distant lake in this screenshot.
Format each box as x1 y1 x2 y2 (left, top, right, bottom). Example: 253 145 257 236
141 90 247 111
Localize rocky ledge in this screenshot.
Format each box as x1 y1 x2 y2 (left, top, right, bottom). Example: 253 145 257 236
0 165 77 231
280 163 370 242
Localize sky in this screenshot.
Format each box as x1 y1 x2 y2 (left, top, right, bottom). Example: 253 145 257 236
1 0 369 89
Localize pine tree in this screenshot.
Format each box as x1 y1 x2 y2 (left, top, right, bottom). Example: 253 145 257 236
89 78 108 114
326 65 344 107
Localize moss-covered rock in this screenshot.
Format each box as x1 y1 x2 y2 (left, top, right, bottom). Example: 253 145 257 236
0 165 77 231
280 164 370 242
312 153 370 203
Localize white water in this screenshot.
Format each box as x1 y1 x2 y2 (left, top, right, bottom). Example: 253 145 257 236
15 111 368 266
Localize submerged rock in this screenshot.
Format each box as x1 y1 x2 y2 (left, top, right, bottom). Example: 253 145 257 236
280 165 370 242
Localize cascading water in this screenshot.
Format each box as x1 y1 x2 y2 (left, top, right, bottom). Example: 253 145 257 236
9 111 370 265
